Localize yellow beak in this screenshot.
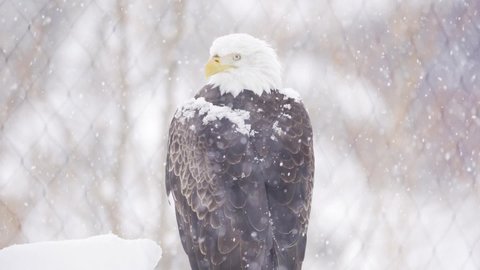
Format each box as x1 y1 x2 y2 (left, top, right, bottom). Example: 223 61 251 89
205 56 232 78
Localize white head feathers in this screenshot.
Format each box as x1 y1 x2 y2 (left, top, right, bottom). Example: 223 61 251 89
207 33 282 96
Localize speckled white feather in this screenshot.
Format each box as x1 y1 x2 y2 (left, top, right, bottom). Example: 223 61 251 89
207 33 282 97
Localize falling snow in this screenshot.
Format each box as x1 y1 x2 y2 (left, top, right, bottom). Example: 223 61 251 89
0 0 479 269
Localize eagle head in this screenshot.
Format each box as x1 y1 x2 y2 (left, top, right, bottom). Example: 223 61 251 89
205 33 282 96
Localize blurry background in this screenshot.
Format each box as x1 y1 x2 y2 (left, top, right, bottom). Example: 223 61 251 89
1 0 479 269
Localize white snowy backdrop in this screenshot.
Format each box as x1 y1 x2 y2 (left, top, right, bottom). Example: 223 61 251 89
1 0 480 269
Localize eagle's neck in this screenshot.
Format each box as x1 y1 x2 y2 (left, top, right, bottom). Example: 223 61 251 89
218 83 271 97
207 58 281 97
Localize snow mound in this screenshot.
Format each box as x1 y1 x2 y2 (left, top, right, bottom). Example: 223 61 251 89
0 234 161 270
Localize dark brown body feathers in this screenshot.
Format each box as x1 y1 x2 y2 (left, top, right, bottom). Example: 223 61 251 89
166 85 314 270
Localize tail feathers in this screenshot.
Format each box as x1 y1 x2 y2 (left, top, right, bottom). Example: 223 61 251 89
271 234 307 270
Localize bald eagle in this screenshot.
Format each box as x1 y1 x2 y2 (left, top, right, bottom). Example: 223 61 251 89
166 34 314 270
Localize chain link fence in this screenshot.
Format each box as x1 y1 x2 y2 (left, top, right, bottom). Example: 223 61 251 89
1 0 479 269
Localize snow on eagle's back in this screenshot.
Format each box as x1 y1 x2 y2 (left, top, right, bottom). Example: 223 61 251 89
175 97 252 135
279 88 301 102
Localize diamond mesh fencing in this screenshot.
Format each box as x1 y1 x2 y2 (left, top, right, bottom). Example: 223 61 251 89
1 0 479 269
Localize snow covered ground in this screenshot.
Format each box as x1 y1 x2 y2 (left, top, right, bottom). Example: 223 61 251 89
0 234 161 270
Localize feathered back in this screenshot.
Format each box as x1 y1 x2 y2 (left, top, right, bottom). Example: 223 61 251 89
166 85 314 270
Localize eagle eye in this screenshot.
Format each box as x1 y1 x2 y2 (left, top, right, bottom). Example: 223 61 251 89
232 54 241 61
